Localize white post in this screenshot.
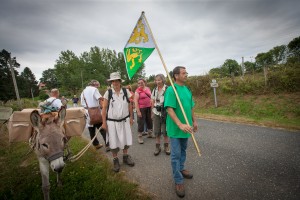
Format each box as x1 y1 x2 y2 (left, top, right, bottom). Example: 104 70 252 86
211 79 218 108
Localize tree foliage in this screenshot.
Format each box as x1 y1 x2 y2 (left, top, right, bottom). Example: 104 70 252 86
287 36 300 63
40 47 146 96
0 49 24 102
19 67 39 98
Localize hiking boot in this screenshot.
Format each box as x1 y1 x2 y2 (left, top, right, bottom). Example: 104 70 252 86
175 183 185 198
147 131 154 138
138 133 144 144
123 154 135 166
113 157 120 173
94 144 103 149
181 170 193 179
164 143 171 155
154 144 161 156
105 146 111 152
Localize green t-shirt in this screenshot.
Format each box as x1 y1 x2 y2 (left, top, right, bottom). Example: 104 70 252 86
164 83 195 138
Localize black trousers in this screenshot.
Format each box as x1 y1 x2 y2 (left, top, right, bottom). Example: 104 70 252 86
88 123 109 147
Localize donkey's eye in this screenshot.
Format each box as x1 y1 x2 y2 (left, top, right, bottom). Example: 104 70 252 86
42 143 48 148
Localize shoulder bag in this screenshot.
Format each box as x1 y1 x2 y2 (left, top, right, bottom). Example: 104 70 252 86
83 93 102 125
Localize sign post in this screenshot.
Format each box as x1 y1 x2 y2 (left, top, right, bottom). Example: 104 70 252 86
210 79 218 107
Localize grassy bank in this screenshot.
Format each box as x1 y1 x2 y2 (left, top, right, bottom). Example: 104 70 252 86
0 126 151 200
195 92 300 130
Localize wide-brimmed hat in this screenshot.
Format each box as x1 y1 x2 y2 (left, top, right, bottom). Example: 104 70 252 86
107 72 124 82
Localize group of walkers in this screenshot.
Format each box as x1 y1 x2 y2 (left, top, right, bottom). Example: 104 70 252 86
44 66 197 198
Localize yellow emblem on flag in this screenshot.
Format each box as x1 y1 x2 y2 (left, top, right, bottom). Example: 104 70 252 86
124 12 155 79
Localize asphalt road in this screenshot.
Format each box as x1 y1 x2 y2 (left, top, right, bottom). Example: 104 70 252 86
84 118 300 200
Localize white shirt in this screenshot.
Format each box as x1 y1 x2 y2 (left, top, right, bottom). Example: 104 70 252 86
151 84 167 116
81 86 102 108
103 88 132 120
46 97 63 109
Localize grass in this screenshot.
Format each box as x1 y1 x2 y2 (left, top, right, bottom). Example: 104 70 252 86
195 92 300 130
0 126 151 200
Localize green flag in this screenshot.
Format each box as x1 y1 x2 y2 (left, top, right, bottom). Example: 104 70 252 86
124 13 155 79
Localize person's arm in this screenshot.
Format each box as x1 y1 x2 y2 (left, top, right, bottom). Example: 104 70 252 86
101 98 108 131
167 107 193 134
134 92 142 118
99 97 104 109
128 99 133 126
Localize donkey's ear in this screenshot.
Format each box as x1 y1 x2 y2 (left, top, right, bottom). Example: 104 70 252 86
57 106 66 124
30 110 41 127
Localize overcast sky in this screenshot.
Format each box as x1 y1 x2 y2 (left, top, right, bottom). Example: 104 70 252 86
1 0 300 81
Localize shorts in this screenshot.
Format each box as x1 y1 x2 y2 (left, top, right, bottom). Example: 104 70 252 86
153 114 167 137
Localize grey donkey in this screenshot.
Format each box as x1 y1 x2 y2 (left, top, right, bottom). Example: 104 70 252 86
30 107 67 200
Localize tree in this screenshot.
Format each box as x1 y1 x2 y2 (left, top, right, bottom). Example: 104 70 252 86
40 68 60 90
244 61 256 74
55 50 81 94
221 59 240 85
222 59 240 77
271 45 287 65
19 67 38 98
147 74 156 82
209 67 224 78
287 36 300 63
0 49 20 102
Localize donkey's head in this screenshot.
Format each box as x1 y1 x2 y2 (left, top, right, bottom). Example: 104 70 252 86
30 107 67 173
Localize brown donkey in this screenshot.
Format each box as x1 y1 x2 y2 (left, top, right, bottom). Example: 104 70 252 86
30 107 67 200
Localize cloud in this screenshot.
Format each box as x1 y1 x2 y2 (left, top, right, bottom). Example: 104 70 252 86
1 0 299 81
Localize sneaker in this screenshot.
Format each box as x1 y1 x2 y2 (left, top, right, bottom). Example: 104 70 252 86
113 157 120 172
175 183 185 198
181 170 193 179
123 154 135 166
105 146 111 152
94 144 103 149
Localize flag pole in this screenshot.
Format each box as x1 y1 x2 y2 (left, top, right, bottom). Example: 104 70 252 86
142 11 201 156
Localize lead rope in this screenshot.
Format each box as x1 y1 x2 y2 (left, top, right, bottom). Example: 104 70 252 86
66 127 102 162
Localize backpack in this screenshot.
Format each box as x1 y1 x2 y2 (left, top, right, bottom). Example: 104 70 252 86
106 88 130 121
39 98 57 113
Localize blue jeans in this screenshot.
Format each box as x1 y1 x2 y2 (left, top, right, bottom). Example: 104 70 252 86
170 137 188 184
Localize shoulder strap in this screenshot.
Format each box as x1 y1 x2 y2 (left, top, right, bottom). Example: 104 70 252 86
153 87 157 97
82 92 89 108
107 89 113 113
50 98 56 105
122 88 130 103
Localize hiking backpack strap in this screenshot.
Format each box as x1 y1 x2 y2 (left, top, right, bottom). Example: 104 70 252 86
122 88 130 103
106 89 113 115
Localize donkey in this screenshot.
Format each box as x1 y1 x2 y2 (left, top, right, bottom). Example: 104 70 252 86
30 107 67 200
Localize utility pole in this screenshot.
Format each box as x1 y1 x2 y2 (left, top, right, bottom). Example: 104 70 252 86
8 54 21 106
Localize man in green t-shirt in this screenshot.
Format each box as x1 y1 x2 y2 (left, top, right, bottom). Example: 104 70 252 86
164 66 198 198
